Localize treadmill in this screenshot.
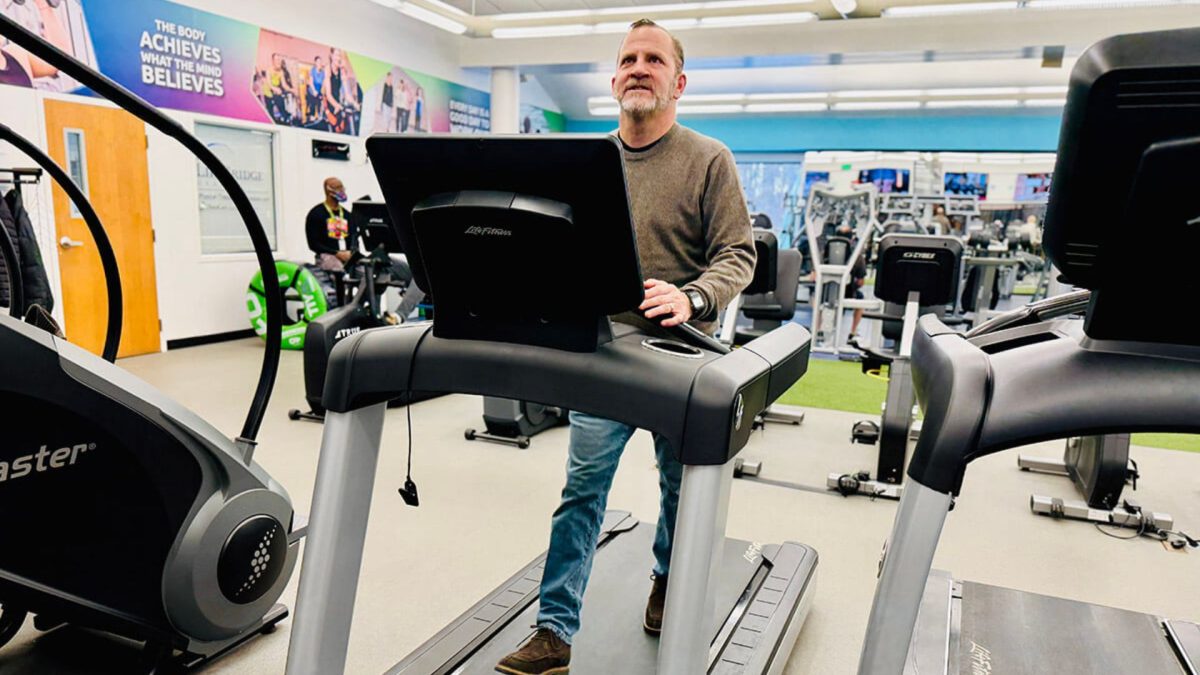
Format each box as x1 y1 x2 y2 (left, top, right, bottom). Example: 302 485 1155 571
858 27 1200 675
285 135 819 675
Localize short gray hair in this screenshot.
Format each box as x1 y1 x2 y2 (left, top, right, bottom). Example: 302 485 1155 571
627 18 685 74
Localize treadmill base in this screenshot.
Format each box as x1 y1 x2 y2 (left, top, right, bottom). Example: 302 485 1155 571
907 571 1199 675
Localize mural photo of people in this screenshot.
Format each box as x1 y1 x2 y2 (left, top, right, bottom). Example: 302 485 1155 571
254 31 364 134
0 0 97 91
371 67 423 133
0 0 490 136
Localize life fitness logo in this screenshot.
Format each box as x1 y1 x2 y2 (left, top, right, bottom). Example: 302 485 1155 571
0 442 96 484
464 226 513 237
734 393 745 431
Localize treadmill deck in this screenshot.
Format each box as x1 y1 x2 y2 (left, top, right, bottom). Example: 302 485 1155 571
388 511 817 675
908 570 1199 675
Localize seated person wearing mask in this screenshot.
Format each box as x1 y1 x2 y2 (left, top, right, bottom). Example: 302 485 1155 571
305 176 355 272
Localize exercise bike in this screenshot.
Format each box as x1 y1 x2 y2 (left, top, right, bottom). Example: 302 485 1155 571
0 14 300 673
289 202 436 422
836 233 962 499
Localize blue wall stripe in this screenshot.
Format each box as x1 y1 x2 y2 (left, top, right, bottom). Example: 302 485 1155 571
565 112 1064 153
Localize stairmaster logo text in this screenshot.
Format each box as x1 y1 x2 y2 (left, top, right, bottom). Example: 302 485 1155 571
0 442 96 484
464 226 513 237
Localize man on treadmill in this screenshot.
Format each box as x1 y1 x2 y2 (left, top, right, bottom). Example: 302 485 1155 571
497 18 756 675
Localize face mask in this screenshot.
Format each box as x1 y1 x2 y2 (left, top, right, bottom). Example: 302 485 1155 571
329 190 347 203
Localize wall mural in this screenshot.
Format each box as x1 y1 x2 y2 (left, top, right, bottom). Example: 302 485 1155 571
0 0 490 135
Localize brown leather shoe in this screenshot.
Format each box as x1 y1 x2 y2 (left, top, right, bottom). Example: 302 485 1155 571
644 574 668 635
496 627 571 674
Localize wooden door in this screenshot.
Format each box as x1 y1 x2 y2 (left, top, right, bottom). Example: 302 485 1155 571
44 99 160 358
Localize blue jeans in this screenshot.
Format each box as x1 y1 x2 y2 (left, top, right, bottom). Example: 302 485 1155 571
536 411 684 643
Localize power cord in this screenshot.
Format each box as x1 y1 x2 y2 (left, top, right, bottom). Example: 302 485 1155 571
1090 499 1198 549
397 399 419 506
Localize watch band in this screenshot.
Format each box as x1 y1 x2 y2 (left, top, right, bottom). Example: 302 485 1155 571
685 289 708 319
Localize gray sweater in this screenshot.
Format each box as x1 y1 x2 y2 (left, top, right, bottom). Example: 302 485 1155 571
617 123 756 335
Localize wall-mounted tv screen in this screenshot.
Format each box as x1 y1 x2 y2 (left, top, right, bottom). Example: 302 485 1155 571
944 172 989 199
1014 173 1052 202
857 168 910 194
802 171 831 197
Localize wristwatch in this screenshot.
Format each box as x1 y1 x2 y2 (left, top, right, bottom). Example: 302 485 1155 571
684 289 707 319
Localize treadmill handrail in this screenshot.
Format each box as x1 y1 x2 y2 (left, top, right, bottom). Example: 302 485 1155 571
964 289 1090 339
908 313 1200 495
322 322 810 465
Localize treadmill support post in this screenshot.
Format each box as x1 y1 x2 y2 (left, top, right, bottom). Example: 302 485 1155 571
286 404 387 675
659 460 735 674
857 480 952 675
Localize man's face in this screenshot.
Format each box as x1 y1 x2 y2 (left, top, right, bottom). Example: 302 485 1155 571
325 179 345 200
611 27 684 120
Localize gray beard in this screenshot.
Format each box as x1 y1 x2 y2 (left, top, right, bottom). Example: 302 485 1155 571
618 90 669 119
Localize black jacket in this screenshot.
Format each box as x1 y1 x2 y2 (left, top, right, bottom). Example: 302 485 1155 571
1 190 55 312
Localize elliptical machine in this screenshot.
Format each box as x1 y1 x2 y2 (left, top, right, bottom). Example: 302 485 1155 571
0 15 300 673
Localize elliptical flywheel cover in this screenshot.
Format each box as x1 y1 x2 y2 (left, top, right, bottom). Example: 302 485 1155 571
217 515 288 604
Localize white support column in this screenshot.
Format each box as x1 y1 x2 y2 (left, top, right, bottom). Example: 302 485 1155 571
490 67 520 134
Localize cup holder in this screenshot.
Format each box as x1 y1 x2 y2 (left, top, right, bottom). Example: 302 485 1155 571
641 338 704 359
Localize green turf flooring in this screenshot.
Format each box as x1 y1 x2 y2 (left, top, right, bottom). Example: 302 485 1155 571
778 357 1199 453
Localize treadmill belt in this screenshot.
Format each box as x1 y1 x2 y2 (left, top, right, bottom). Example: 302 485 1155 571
450 524 760 674
956 582 1188 675
388 512 778 675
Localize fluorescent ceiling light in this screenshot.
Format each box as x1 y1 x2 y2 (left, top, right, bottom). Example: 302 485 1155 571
833 101 922 111
677 104 745 114
493 9 595 20
704 0 815 7
929 87 1022 96
496 0 813 21
1022 85 1069 94
926 99 1021 108
881 1 1020 17
492 24 592 38
1024 98 1068 107
594 2 705 14
657 18 702 29
746 92 830 101
835 89 924 98
595 21 635 33
400 2 467 33
699 11 818 26
685 94 748 102
368 0 404 7
745 102 829 112
420 0 470 16
1027 0 1200 8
